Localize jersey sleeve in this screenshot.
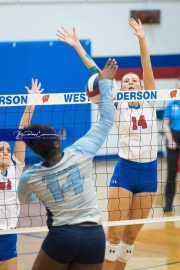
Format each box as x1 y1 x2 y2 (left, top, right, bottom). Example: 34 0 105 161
64 80 114 157
18 175 37 204
18 164 42 204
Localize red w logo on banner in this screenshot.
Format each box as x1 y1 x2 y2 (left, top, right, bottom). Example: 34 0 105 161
0 179 12 190
170 90 177 98
42 94 50 103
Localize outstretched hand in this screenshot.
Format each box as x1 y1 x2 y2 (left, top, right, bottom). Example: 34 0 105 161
96 59 118 81
56 27 80 48
129 18 145 40
25 78 44 95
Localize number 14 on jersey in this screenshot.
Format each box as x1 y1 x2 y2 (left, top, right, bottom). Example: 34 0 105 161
47 169 84 202
132 115 147 130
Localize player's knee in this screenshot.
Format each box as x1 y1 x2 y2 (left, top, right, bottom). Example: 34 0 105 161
116 241 134 263
107 228 121 244
105 241 118 262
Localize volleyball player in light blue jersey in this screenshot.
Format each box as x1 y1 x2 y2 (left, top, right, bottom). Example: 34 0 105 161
57 19 158 270
18 59 118 270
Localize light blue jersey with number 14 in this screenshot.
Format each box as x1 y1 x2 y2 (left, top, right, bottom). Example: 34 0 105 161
18 80 114 228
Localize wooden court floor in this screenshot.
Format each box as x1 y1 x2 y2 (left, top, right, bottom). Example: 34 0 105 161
17 158 180 270
17 221 180 270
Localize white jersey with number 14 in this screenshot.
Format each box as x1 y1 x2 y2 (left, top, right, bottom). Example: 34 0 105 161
114 101 158 163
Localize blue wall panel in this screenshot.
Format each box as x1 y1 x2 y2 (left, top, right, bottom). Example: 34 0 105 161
0 40 91 164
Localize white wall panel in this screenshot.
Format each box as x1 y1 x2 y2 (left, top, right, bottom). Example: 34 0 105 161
0 2 179 56
87 0 145 2
19 0 83 3
0 0 17 3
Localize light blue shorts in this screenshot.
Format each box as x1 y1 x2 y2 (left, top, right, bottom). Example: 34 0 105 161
110 158 158 193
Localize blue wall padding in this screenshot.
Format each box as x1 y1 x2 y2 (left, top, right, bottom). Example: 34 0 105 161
0 40 91 164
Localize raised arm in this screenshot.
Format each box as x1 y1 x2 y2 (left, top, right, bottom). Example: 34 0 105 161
56 27 98 75
14 79 44 163
65 59 118 157
129 18 156 90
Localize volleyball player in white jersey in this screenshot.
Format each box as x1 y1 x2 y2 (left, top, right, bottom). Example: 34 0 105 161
18 59 118 270
57 18 158 270
0 79 43 270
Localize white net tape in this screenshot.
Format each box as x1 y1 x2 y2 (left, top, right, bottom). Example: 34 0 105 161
0 89 179 106
1 216 180 235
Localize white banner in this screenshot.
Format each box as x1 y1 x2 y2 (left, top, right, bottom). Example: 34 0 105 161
0 89 179 106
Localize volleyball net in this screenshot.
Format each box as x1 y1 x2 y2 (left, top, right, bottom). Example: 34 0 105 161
0 89 180 234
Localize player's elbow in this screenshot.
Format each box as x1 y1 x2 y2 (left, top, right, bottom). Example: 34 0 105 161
18 187 31 204
18 194 27 204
